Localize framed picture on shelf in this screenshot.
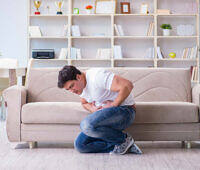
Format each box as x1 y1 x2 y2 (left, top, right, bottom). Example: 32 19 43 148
120 2 131 14
73 8 79 14
140 3 148 14
95 0 116 14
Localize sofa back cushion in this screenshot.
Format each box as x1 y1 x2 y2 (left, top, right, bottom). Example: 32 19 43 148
25 67 191 103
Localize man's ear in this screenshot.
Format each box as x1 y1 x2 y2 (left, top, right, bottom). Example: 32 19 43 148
76 74 81 81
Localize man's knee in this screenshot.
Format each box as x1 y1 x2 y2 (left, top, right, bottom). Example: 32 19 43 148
74 137 87 153
80 118 95 134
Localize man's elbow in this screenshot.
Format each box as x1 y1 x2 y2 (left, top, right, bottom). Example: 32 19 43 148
126 81 133 92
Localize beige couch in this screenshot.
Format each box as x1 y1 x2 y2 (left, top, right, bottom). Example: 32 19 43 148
3 67 200 149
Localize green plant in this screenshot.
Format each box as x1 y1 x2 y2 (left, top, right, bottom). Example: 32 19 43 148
160 24 172 29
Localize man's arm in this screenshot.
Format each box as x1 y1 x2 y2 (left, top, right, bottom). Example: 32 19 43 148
109 75 133 107
81 98 102 113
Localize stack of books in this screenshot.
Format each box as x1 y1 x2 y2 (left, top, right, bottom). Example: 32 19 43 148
157 46 164 59
114 24 124 36
147 22 154 36
181 46 198 59
96 48 112 59
144 47 154 59
70 47 82 59
29 26 42 37
114 45 123 59
191 66 198 81
144 46 164 59
71 25 81 36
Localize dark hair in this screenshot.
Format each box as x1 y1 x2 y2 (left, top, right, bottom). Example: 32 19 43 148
58 65 81 88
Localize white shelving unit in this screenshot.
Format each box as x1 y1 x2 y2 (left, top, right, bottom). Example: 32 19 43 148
28 0 199 83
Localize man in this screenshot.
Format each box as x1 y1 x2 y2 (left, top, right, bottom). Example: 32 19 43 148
58 65 142 155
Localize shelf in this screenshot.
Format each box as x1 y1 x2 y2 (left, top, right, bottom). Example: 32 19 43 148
70 59 111 61
114 36 154 39
157 36 198 38
30 15 68 17
32 59 69 61
29 36 68 39
158 58 197 61
114 14 154 16
114 58 154 61
156 14 197 16
71 13 198 17
71 36 111 39
72 14 111 17
28 0 199 79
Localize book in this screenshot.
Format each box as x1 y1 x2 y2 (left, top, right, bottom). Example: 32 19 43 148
189 47 194 59
29 26 42 37
76 48 82 59
71 25 81 36
114 45 123 59
59 48 68 59
186 48 191 59
96 49 101 58
194 66 198 81
147 22 154 36
181 48 186 59
144 47 155 58
62 25 68 36
192 46 197 59
144 48 151 58
114 24 120 36
101 49 111 59
147 23 151 36
117 25 124 36
190 66 194 75
191 66 198 81
191 66 195 81
70 47 77 59
193 66 196 81
157 46 163 59
96 48 111 59
183 48 189 59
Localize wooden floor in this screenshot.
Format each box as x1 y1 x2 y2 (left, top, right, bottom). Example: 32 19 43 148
1 121 200 170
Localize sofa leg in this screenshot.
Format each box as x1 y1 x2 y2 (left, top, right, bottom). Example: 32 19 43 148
28 142 37 149
181 141 186 148
186 141 191 149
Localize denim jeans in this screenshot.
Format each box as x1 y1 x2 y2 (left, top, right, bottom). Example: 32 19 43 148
74 105 136 153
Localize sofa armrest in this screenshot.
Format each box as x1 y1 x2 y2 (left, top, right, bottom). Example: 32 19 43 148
2 85 27 142
192 84 200 106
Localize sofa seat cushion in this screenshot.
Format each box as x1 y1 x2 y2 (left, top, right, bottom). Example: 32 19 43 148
21 102 199 124
21 102 89 124
135 102 199 123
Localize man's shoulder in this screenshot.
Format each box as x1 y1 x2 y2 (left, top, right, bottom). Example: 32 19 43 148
87 68 107 75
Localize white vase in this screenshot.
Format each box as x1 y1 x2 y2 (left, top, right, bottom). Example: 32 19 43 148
86 9 92 14
163 29 170 36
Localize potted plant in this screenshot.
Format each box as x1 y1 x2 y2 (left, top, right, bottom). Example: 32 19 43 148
85 5 93 14
160 24 172 36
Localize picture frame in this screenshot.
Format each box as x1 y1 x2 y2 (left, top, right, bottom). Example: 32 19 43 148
95 0 116 14
140 3 148 14
73 8 79 14
120 2 131 14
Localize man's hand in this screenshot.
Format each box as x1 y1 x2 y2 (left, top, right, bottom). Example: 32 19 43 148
102 100 115 109
81 98 102 113
90 101 103 112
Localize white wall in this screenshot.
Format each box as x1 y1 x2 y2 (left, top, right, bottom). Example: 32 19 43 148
0 0 28 67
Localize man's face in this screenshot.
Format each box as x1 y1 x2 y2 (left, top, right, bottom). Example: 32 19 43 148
63 74 84 95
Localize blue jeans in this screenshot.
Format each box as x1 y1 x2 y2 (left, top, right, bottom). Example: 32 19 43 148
74 105 136 153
